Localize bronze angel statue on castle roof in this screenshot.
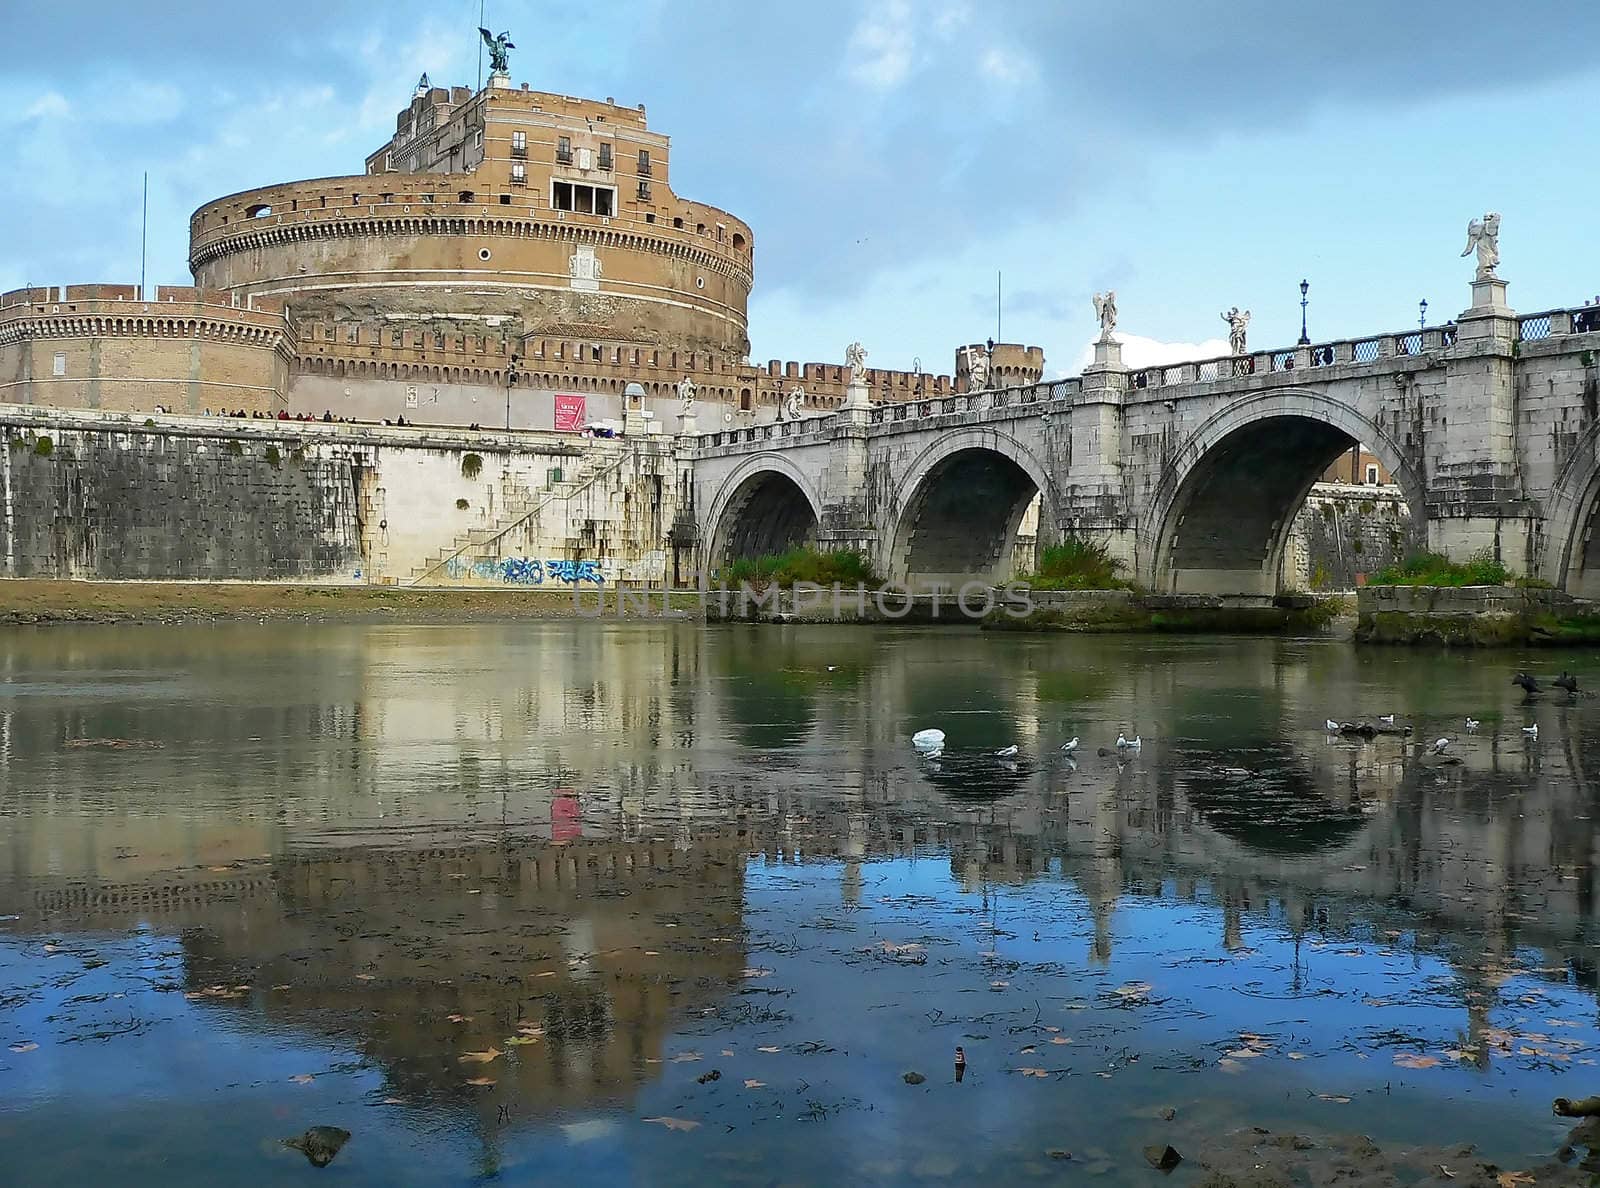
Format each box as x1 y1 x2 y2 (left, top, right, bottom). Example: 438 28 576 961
479 28 515 75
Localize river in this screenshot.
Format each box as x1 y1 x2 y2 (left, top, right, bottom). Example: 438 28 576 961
1 623 1597 1185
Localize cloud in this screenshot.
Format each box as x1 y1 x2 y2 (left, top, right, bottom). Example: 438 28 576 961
1071 333 1231 374
845 0 916 90
21 92 71 122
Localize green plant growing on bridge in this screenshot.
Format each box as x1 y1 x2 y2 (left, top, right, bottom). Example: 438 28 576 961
723 548 881 588
143 419 156 429
1019 538 1134 591
32 436 52 457
456 498 469 510
264 445 281 466
461 453 483 480
224 439 243 456
1371 550 1511 586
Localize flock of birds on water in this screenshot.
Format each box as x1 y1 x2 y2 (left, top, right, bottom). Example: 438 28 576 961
908 670 1582 768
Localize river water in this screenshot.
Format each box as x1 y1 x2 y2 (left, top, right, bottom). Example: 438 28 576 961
1 623 1598 1185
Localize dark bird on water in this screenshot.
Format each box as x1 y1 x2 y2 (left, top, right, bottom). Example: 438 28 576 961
1513 671 1542 695
1556 671 1579 694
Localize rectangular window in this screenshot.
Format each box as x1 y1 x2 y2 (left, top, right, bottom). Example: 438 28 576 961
551 181 614 216
391 330 403 347
1365 464 1379 485
556 135 572 164
598 143 612 170
637 180 651 201
637 149 651 176
474 128 483 147
510 162 526 185
511 129 526 158
52 352 66 377
346 326 359 344
716 222 726 243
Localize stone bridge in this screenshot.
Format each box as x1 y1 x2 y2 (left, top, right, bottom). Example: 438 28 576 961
687 274 1600 595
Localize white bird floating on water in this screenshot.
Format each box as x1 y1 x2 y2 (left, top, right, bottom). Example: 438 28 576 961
1325 719 1341 733
912 728 945 752
1431 737 1452 754
1523 723 1539 738
1116 734 1142 751
1465 717 1480 733
1379 714 1395 726
1061 737 1080 753
994 745 1019 758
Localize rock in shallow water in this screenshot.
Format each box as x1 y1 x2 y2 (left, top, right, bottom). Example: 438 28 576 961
283 1126 351 1168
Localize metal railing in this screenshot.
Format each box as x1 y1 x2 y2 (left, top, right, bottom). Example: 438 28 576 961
1519 314 1552 342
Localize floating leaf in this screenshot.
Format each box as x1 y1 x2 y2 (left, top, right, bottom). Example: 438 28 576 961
743 1079 766 1089
446 1014 472 1024
643 1117 701 1132
1016 1067 1049 1078
9 1041 38 1054
1225 1048 1263 1059
669 1051 703 1063
741 968 772 979
1394 1053 1441 1069
458 1048 501 1064
464 1076 496 1087
506 1035 541 1046
1050 1036 1072 1045
1496 1173 1535 1188
1114 982 1153 998
721 1050 735 1057
1315 1094 1351 1103
990 980 1010 989
757 1046 781 1054
289 1073 315 1084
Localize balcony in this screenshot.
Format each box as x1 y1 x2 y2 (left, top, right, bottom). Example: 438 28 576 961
555 148 573 165
510 144 526 159
598 151 613 171
637 160 652 177
637 181 652 201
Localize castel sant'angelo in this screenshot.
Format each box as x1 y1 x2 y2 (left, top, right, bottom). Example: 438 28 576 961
0 40 1043 432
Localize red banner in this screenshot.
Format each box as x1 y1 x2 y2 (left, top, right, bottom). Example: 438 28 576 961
553 393 586 432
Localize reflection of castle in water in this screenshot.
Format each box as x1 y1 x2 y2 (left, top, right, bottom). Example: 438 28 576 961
7 625 1600 1109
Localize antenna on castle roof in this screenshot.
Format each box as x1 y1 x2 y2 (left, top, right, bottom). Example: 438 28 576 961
476 0 485 89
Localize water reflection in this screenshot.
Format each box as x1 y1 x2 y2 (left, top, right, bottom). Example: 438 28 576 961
2 625 1599 1184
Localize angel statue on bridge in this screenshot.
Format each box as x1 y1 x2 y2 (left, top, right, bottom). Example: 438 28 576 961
1221 306 1251 356
1461 212 1501 280
478 28 515 76
845 341 868 384
677 375 697 416
784 387 806 422
1092 290 1117 343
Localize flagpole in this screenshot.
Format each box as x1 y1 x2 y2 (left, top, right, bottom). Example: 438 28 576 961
140 172 148 299
477 0 485 89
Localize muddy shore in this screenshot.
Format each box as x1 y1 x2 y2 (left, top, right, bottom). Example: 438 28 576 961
0 580 703 625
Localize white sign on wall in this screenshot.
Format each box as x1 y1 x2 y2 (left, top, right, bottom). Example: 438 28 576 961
569 245 602 292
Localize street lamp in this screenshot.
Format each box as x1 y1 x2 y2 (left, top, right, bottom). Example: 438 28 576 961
1298 279 1310 345
1418 299 1428 330
505 353 520 430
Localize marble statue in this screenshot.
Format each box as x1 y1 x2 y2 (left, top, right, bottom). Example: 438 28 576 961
676 375 697 415
844 341 867 383
1221 306 1252 355
966 346 991 392
1462 212 1501 280
1092 291 1117 342
478 28 515 75
784 387 805 421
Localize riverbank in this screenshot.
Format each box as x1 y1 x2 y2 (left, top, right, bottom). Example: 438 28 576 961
0 580 702 625
1356 584 1600 645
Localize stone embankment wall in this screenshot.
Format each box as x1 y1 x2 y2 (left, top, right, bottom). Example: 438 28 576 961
1356 584 1600 645
0 406 678 585
1282 482 1413 590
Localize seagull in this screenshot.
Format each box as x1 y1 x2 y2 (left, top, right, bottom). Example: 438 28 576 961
1431 738 1452 755
994 745 1019 758
1116 734 1142 751
1522 723 1539 739
1325 719 1341 733
1379 714 1395 726
1465 717 1480 733
1513 671 1542 696
912 728 945 752
1060 737 1079 753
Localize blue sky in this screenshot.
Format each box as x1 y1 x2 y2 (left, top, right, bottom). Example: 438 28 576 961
4 1 1600 376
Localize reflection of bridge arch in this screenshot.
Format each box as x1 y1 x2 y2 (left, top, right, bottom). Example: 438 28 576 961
883 428 1055 588
703 453 824 569
1142 393 1425 595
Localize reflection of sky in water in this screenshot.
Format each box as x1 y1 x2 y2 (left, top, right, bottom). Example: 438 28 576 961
2 624 1599 1184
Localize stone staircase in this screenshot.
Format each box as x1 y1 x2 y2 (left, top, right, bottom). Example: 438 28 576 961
407 445 628 585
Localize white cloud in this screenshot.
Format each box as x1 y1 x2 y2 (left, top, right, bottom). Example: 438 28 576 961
845 0 915 91
1071 332 1231 374
22 91 71 122
978 46 1036 86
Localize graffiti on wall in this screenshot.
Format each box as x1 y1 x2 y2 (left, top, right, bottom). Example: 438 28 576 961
443 557 606 585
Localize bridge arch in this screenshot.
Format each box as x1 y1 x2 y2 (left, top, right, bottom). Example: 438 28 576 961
1540 425 1600 594
703 454 824 572
1142 392 1425 595
884 428 1055 589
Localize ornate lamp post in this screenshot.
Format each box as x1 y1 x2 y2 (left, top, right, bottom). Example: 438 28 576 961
1418 299 1428 330
1298 279 1310 345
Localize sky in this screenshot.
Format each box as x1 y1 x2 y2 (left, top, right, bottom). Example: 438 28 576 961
4 1 1600 377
